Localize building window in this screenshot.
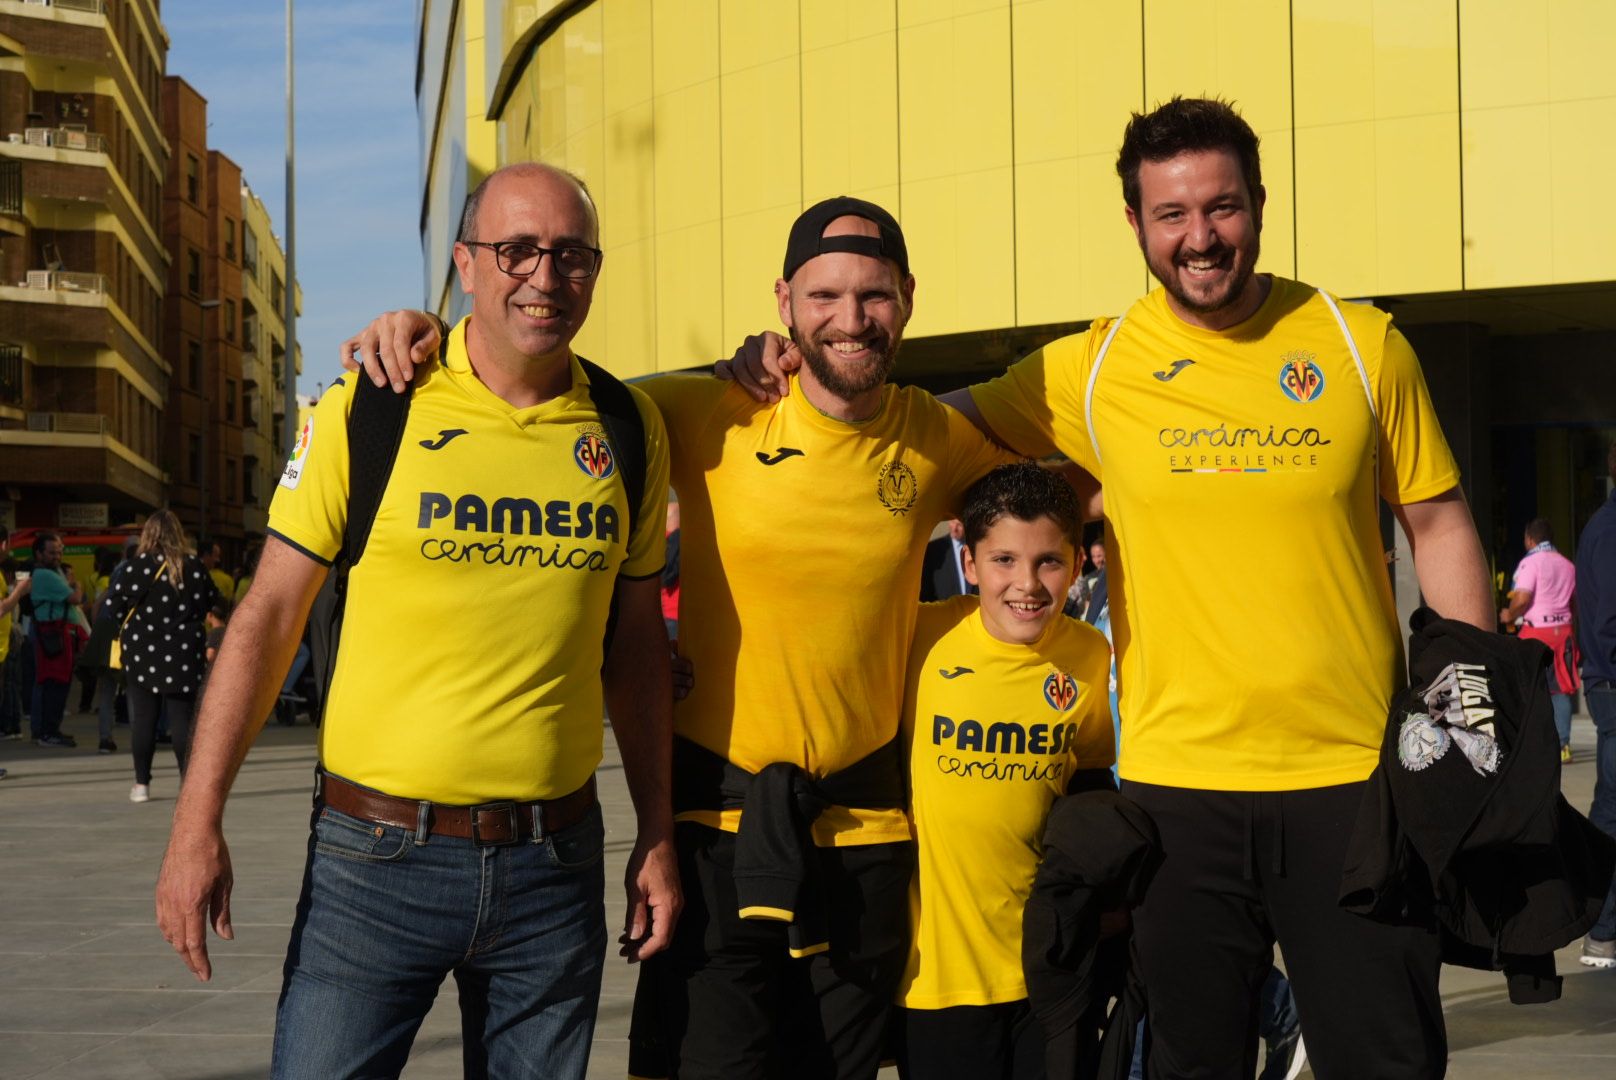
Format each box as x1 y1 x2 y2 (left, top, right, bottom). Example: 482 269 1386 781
186 154 199 203
224 217 236 261
187 340 202 390
186 249 200 296
242 222 257 278
224 298 236 342
225 378 236 422
225 457 238 502
188 433 203 484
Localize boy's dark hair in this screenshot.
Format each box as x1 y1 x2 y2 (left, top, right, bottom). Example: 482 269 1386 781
1117 97 1263 216
961 463 1081 549
1524 517 1553 545
31 531 59 557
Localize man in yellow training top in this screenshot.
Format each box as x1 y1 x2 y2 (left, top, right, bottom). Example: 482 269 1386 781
896 462 1115 1079
732 98 1493 1079
154 164 679 1080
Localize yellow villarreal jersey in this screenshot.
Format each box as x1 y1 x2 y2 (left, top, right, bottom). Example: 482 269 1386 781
970 278 1460 792
267 319 670 804
898 597 1115 1009
639 374 1016 845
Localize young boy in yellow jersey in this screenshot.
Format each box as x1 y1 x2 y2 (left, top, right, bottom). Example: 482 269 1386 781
897 462 1115 1080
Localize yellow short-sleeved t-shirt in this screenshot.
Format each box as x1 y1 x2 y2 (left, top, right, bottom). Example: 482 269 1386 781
639 374 1017 845
209 569 234 602
0 575 11 664
898 597 1115 1009
970 278 1460 792
268 318 670 804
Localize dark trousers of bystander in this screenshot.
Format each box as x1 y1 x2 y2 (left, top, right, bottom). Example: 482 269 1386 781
1123 780 1446 1080
1588 683 1616 941
30 678 69 741
127 682 194 785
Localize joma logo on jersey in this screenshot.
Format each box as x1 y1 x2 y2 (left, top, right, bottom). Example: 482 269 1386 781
417 493 620 543
932 714 1078 755
573 433 616 479
1043 672 1078 711
1279 353 1326 403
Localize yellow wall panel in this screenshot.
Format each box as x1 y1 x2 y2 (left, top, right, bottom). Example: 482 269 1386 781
561 4 604 141
1074 151 1151 317
1014 158 1083 325
603 0 654 114
801 0 895 52
535 32 568 160
1373 114 1460 294
1548 98 1616 285
801 33 900 204
723 205 799 348
1371 0 1458 119
653 80 722 232
1549 0 1616 100
652 0 719 96
899 10 1012 183
602 101 656 246
1010 0 1079 164
720 57 801 218
656 222 724 370
602 238 658 377
1294 121 1376 296
1460 1 1548 110
898 0 1005 27
1292 1 1374 127
1071 4 1143 156
1144 0 1291 132
719 0 801 72
562 123 605 196
1461 105 1553 289
901 169 1016 338
1254 128 1294 280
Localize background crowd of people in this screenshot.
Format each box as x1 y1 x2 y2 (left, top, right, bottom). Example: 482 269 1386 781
0 522 289 793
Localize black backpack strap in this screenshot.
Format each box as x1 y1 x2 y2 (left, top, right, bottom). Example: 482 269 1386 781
307 370 417 723
577 356 645 543
577 356 649 659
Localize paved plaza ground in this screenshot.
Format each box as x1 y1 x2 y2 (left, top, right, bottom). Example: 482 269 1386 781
2 708 1614 1079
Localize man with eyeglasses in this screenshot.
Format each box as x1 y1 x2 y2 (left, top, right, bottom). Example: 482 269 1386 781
154 163 679 1079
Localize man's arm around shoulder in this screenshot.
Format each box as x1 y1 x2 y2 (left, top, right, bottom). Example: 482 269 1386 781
156 539 328 982
602 576 682 962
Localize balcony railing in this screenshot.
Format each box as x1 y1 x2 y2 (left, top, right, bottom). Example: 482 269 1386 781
18 127 106 154
19 0 107 14
19 270 106 294
0 344 22 409
0 161 19 215
26 411 106 434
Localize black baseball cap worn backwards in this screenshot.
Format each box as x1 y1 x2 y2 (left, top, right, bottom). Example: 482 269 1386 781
782 196 909 282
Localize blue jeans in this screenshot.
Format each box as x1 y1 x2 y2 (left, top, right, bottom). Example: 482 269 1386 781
1588 684 1616 941
1552 693 1573 749
272 792 608 1079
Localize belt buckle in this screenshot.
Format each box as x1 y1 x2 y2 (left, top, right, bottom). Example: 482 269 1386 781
470 801 520 847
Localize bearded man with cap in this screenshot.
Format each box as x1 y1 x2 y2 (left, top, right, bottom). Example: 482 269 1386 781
342 196 1016 1078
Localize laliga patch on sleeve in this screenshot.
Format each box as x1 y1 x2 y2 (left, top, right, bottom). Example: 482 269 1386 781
280 415 315 490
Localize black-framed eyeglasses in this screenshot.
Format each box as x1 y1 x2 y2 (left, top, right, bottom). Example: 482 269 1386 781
461 240 602 280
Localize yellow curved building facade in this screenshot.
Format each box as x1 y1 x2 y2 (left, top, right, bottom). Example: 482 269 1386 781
418 0 1616 551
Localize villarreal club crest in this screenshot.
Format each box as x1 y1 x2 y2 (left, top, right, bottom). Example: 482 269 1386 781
573 424 617 480
1279 351 1326 403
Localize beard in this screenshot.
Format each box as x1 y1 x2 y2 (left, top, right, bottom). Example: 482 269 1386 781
1144 232 1260 317
792 326 901 401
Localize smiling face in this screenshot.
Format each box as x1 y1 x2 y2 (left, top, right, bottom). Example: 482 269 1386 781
963 514 1078 646
1126 148 1265 329
453 166 600 369
776 215 914 403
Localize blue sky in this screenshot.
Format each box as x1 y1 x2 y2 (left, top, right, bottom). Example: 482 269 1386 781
162 0 422 393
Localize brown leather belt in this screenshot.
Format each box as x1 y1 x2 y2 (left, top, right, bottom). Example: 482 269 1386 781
319 772 597 846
